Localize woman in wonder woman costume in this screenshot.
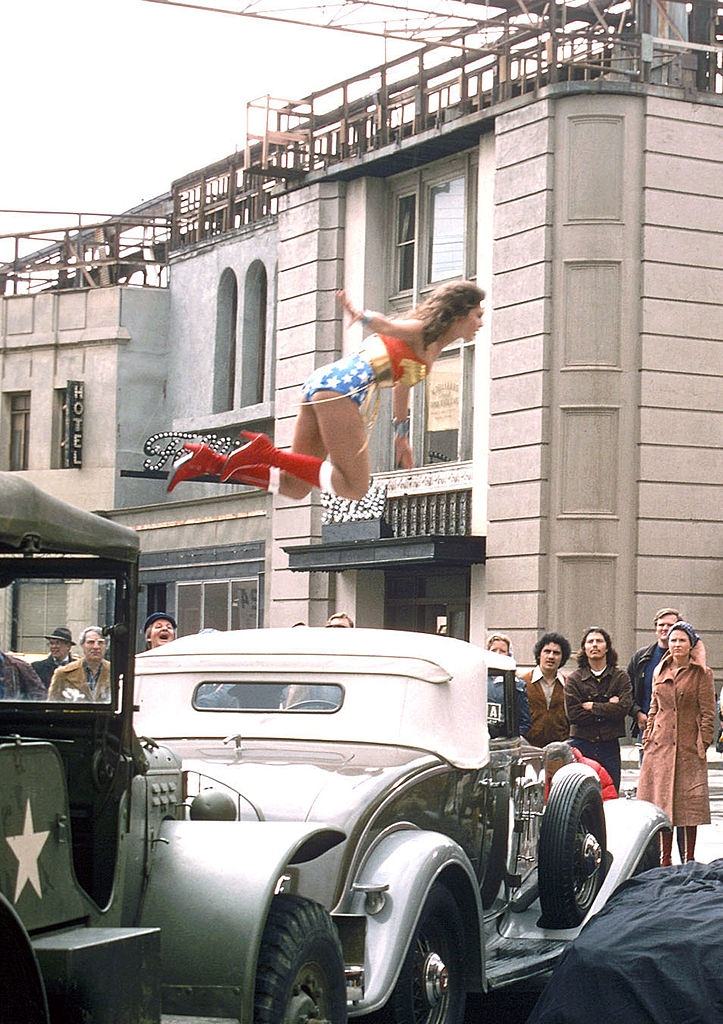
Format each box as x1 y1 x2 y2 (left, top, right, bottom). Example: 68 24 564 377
168 280 484 501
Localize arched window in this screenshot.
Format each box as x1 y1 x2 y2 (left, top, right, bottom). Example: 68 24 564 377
241 261 267 407
213 268 238 413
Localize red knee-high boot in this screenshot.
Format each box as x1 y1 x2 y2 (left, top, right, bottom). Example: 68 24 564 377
684 826 697 862
222 463 279 492
221 432 334 492
167 443 226 492
660 829 673 867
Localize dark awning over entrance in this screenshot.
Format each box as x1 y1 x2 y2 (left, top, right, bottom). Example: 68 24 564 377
284 534 485 573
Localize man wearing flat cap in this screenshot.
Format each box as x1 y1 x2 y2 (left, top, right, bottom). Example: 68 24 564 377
144 613 177 650
32 627 75 688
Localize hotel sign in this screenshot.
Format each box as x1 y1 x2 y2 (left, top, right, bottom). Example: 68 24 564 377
65 381 85 469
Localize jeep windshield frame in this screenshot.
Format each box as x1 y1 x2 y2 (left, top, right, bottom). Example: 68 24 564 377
0 473 139 752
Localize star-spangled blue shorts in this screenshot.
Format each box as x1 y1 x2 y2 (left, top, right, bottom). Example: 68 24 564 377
302 351 375 408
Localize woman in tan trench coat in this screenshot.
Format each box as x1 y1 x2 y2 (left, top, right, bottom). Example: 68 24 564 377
637 621 716 865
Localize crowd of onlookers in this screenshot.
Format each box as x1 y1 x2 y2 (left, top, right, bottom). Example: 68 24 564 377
0 612 179 704
2 606 719 866
486 609 720 865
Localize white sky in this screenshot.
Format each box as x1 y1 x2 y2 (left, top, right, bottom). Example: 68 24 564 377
2 0 406 233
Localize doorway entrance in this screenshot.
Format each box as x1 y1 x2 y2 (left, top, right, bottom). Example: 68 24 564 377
384 568 470 639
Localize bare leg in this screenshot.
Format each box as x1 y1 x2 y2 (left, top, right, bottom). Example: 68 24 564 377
309 392 370 499
278 401 327 500
219 392 371 501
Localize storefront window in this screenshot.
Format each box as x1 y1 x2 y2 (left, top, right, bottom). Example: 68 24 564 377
177 578 258 636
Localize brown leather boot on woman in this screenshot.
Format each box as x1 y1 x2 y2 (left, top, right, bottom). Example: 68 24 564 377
684 825 697 862
660 829 673 866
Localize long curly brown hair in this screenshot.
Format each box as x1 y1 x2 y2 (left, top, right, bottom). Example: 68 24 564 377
412 280 485 346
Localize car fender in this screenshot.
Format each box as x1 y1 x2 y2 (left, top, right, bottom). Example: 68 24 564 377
346 828 484 1013
588 797 670 916
139 819 344 1022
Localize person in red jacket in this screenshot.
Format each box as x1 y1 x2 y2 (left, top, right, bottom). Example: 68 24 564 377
543 741 618 802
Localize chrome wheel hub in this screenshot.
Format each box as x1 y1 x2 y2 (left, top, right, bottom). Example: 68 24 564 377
580 832 602 879
422 952 449 1007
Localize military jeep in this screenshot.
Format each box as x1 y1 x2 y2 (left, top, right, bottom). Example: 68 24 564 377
0 476 348 1024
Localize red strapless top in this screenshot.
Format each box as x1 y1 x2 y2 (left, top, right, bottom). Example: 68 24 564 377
360 334 427 389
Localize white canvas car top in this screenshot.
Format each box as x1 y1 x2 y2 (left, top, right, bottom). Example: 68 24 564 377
135 627 503 769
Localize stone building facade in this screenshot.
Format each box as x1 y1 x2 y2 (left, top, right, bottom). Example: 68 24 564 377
1 67 721 676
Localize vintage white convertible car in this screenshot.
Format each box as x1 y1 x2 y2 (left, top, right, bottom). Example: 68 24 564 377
135 627 668 1024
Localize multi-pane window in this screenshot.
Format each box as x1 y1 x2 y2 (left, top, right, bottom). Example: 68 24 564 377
383 155 478 471
423 345 475 465
427 176 465 283
395 194 416 293
13 580 68 654
9 392 31 471
176 578 258 637
391 158 475 299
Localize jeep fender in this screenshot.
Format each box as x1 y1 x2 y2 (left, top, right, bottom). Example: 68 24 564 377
346 828 485 1013
139 819 344 1022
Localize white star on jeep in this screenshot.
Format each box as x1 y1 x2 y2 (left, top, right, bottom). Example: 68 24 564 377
6 799 50 902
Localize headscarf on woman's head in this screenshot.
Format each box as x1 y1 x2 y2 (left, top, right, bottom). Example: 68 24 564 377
668 621 699 648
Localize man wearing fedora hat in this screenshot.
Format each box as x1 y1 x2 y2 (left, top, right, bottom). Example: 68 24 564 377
32 627 75 688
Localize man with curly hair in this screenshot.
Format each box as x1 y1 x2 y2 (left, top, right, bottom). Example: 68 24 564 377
520 632 571 747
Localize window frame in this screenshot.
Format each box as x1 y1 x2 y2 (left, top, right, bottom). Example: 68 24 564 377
176 577 259 636
8 391 31 471
381 152 478 472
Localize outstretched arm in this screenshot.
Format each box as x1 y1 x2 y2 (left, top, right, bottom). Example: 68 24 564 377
337 290 424 344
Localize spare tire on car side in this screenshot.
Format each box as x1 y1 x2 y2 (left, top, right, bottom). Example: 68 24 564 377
538 771 607 929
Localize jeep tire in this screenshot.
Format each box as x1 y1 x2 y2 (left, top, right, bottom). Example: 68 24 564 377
0 893 50 1024
254 895 347 1024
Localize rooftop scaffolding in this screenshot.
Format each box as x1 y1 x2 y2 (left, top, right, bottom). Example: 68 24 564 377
0 198 172 296
170 0 722 250
3 1 721 283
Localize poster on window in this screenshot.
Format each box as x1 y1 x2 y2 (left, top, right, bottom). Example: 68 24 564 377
427 356 460 432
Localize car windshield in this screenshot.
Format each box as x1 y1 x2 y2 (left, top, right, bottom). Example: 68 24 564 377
0 571 119 706
193 681 344 712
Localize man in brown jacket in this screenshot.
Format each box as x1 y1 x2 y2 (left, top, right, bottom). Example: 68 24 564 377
565 626 632 791
48 626 111 703
521 632 571 748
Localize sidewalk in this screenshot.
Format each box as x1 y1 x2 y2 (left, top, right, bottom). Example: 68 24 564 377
620 741 723 770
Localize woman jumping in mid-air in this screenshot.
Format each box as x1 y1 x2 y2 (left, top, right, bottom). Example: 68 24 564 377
168 280 484 500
